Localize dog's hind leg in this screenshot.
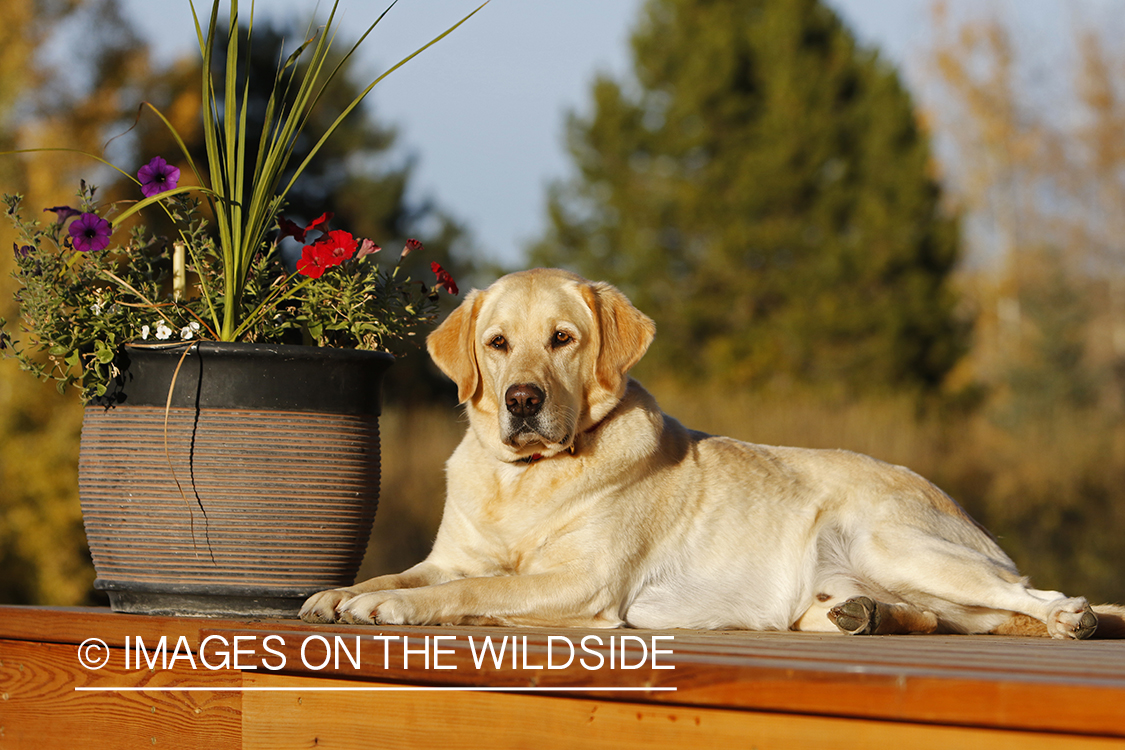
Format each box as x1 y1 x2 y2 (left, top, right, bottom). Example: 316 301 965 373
851 528 1097 639
991 605 1125 639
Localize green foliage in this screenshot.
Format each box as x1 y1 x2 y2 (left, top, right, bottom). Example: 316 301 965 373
3 189 175 400
273 254 441 350
1 185 445 403
0 0 487 404
532 0 965 394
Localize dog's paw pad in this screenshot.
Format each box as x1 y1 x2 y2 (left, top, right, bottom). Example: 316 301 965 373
337 595 379 625
828 596 880 635
299 588 354 623
1047 598 1098 640
335 592 411 626
1076 609 1098 640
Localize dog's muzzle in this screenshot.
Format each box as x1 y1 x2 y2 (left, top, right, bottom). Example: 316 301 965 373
502 383 568 448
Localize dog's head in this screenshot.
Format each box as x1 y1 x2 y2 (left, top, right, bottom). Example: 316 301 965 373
427 268 655 461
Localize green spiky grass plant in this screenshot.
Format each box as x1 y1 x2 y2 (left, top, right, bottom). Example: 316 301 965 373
149 0 486 341
1 0 485 401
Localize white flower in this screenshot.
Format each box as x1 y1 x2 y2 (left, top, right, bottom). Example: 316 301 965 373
90 302 103 316
189 321 201 331
141 325 150 340
155 322 173 340
181 325 193 340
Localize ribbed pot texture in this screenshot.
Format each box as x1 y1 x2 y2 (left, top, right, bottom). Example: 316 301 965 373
77 342 393 617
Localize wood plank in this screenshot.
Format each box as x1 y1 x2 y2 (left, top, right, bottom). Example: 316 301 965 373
202 624 1125 738
666 661 1125 737
8 606 1118 690
0 639 241 749
664 630 1125 681
239 674 1125 750
6 607 1125 742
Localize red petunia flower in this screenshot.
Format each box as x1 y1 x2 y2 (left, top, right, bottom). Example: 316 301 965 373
318 230 358 264
296 230 358 278
278 217 306 242
278 212 334 243
401 238 423 260
296 244 331 278
431 261 458 295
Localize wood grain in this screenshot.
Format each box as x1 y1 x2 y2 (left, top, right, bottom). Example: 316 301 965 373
239 674 1125 750
0 639 241 749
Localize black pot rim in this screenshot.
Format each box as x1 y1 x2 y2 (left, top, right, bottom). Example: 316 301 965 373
94 578 323 599
124 340 396 364
107 341 394 414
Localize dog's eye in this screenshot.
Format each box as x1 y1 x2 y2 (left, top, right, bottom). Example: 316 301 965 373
488 335 508 351
551 330 573 348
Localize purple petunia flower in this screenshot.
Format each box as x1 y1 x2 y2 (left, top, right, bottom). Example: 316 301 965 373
13 243 33 258
44 205 81 223
69 213 112 253
137 156 180 198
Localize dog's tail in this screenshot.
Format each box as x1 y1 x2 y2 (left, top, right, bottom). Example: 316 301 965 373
1092 604 1125 639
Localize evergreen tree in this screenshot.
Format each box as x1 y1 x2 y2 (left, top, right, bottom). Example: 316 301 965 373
531 0 964 394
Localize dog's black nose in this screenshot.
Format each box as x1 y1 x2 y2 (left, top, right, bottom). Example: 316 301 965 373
505 383 545 418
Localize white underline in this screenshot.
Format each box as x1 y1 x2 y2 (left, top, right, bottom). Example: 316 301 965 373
75 685 676 692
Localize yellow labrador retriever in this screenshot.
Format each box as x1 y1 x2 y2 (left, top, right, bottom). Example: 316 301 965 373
302 268 1124 638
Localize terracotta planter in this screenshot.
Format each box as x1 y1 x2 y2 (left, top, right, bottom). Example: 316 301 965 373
77 342 393 617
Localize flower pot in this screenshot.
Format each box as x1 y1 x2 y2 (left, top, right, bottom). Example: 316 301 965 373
77 342 393 618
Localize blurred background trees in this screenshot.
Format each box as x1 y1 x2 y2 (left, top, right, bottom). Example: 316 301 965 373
4 0 1125 607
531 0 964 396
0 0 142 605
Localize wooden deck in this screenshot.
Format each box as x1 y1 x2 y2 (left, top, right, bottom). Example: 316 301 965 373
2 605 1123 748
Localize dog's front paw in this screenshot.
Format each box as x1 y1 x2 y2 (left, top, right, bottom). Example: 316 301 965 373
1047 597 1098 640
299 587 359 623
337 591 413 625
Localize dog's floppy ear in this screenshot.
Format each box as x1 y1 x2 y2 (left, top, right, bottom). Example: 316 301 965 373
584 281 656 398
427 290 482 403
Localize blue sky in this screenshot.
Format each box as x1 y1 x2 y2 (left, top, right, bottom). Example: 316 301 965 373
117 0 1100 267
